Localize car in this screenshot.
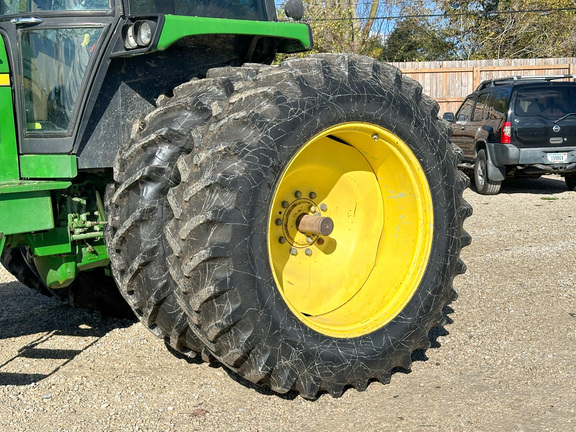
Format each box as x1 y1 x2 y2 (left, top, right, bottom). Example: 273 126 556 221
443 75 576 194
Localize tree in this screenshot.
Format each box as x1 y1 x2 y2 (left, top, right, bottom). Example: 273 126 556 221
292 0 390 56
440 0 576 59
282 0 576 61
380 18 455 61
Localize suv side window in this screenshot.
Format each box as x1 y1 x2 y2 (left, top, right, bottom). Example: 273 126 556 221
487 88 510 120
472 93 489 121
456 96 475 123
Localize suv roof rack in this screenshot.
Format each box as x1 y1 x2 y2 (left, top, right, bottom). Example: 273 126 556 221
476 74 576 91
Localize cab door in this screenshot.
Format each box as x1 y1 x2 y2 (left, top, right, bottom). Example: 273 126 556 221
0 2 116 156
0 32 19 181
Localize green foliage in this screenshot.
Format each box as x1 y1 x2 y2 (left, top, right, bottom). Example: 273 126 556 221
292 0 576 61
380 18 455 61
440 0 576 59
276 0 388 57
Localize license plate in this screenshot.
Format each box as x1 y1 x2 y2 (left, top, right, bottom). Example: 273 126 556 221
546 152 568 163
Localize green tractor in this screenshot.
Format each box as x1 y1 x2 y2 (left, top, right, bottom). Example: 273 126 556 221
0 0 471 398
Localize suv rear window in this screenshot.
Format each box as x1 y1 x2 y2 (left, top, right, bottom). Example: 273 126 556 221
514 87 576 120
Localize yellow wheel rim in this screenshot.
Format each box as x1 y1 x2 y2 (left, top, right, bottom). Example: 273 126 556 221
268 122 434 338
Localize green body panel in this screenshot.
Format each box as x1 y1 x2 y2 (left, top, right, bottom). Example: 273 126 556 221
0 181 69 243
0 37 19 182
0 180 71 195
34 255 77 288
76 243 108 271
20 155 78 179
157 16 311 53
0 190 55 235
0 181 70 236
25 227 72 256
34 243 108 288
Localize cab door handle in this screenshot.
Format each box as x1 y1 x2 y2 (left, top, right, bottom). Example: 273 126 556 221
11 17 44 26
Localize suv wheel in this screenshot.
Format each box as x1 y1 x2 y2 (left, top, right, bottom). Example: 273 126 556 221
474 149 502 195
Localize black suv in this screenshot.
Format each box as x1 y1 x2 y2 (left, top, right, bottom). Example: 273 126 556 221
444 75 576 194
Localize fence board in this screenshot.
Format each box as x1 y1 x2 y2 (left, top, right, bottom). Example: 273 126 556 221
392 58 576 115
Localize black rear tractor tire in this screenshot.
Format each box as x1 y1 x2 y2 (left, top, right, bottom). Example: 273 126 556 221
0 248 132 318
104 77 239 356
1 248 52 297
474 149 502 195
165 54 472 398
565 173 576 191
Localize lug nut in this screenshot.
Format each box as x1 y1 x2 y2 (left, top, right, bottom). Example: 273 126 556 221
281 201 289 208
294 191 302 198
279 237 286 244
309 192 317 199
306 236 313 244
305 248 312 256
319 203 328 212
275 218 283 226
309 205 316 213
290 247 298 256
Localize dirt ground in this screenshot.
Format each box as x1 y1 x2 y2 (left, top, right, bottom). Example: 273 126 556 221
0 175 575 432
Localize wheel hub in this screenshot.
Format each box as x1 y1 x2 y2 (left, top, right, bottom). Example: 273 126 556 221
268 122 433 338
276 194 334 250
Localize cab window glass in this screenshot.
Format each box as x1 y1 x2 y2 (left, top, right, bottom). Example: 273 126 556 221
21 27 103 133
456 97 474 123
1 0 109 14
129 0 264 20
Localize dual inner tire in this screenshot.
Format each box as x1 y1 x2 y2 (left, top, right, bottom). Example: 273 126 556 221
105 54 470 398
0 247 132 318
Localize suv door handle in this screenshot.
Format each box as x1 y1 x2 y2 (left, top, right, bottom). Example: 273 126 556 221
11 17 44 26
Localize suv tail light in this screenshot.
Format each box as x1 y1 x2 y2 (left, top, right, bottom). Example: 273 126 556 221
501 122 512 144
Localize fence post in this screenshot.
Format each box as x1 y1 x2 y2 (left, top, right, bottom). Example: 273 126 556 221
473 66 481 90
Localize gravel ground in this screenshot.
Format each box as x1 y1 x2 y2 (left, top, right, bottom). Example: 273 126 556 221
0 174 575 432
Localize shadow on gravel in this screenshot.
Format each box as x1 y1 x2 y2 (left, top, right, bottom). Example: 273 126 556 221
468 174 568 195
0 277 458 396
0 280 134 386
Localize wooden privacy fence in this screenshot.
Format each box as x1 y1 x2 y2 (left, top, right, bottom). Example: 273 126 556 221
391 58 576 115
